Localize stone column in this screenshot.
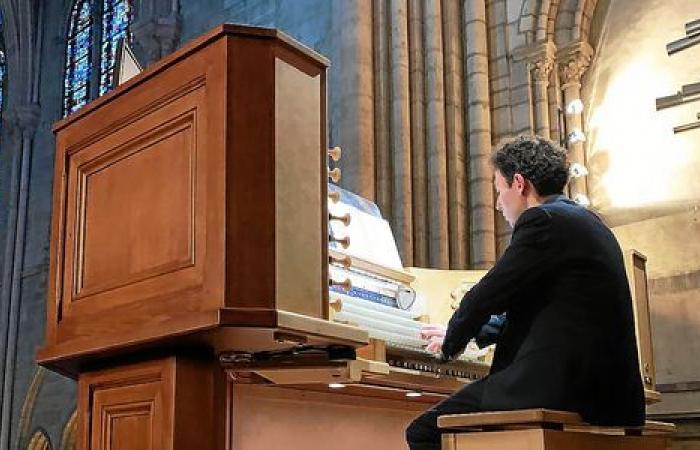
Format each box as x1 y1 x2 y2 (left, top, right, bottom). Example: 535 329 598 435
424 0 449 269
407 0 428 266
548 66 562 145
389 0 414 265
558 41 593 201
0 103 40 450
374 0 392 219
0 2 44 447
443 0 468 269
511 41 556 139
531 45 556 138
131 0 182 64
464 0 495 269
331 0 375 200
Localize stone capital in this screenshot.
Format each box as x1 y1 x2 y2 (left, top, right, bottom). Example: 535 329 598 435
557 41 594 87
532 53 555 82
512 41 557 83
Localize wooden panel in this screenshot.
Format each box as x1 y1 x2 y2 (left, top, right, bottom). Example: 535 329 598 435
451 429 544 450
273 55 324 318
109 414 150 450
442 434 457 450
624 250 657 394
447 429 668 450
225 36 276 310
230 384 427 449
43 34 228 359
94 390 158 450
79 360 173 450
61 80 206 319
77 113 194 299
542 430 667 450
77 357 219 450
406 267 488 325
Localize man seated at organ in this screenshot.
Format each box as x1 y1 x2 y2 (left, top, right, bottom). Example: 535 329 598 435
405 135 646 450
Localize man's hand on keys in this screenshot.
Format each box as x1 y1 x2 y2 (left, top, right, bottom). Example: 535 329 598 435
420 324 447 354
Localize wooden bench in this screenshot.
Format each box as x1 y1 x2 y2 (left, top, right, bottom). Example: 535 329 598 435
439 409 675 450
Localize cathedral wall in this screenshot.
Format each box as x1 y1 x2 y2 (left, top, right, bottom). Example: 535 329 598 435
582 0 700 423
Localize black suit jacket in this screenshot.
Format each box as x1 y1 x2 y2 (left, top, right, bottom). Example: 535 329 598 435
442 195 645 426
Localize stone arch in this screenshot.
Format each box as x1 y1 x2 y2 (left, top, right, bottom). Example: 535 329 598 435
573 0 600 42
535 0 552 42
0 0 43 106
545 0 561 41
27 429 51 450
586 0 611 50
16 367 47 450
518 0 561 44
553 0 579 45
59 410 77 450
519 0 600 46
548 0 600 46
517 0 539 43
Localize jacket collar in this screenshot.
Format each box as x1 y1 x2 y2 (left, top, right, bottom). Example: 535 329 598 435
542 193 571 205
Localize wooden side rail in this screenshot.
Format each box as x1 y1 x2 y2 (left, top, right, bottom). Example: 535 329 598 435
439 409 675 450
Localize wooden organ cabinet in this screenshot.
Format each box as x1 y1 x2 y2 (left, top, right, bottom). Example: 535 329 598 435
37 25 660 450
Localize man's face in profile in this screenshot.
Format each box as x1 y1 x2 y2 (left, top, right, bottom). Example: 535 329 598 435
494 170 527 227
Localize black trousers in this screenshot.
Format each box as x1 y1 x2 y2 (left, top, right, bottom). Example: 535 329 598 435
406 380 486 450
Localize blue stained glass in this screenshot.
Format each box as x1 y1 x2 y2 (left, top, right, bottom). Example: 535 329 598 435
70 84 89 113
78 2 91 25
75 60 90 80
63 0 93 117
99 0 133 95
77 32 90 51
63 0 135 112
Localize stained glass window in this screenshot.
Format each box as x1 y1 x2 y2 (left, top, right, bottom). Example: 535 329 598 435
63 0 133 117
99 0 133 95
63 0 94 116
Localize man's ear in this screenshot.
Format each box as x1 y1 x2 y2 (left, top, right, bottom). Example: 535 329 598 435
513 173 527 194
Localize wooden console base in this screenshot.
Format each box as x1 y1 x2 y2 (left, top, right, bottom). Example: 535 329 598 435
77 357 222 450
76 355 433 450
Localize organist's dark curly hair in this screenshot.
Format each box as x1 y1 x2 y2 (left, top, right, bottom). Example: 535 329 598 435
491 135 569 196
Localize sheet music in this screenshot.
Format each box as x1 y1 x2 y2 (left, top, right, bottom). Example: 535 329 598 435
329 200 403 270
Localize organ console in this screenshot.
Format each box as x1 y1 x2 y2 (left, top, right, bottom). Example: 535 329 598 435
36 24 659 450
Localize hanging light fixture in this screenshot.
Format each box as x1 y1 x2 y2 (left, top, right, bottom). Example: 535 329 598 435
566 98 584 115
567 128 587 145
573 193 591 207
569 162 589 178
